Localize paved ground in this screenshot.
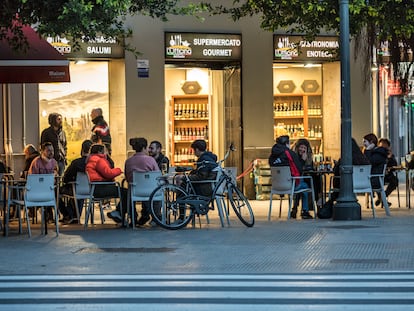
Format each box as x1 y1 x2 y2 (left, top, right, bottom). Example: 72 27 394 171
1 190 413 309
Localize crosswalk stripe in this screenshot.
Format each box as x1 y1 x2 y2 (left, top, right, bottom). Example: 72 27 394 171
0 274 414 310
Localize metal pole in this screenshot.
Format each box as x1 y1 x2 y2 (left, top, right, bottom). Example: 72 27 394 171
332 0 361 220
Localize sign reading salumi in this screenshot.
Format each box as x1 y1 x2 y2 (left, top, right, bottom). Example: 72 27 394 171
165 33 242 61
274 35 339 62
47 35 124 59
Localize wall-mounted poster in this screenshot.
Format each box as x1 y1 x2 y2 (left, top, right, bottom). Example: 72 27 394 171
39 61 109 162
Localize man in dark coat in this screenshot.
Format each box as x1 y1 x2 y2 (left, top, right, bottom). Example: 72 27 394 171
40 112 67 176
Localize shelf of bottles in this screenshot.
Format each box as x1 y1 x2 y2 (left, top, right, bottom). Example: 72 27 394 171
273 94 323 153
170 95 209 166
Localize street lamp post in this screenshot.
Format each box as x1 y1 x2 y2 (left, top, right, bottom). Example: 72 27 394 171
332 0 361 220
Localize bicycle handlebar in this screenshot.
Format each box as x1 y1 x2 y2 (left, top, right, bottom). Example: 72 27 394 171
196 143 235 169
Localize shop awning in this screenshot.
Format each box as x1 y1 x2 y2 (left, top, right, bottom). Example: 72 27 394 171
0 25 70 83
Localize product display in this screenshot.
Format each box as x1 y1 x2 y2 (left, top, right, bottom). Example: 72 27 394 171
273 94 323 155
169 95 210 166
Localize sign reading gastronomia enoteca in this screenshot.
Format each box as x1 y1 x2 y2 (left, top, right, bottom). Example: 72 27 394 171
274 35 339 62
165 33 242 61
47 35 124 59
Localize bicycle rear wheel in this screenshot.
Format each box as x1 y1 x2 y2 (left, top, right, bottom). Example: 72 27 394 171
227 183 255 227
149 184 193 230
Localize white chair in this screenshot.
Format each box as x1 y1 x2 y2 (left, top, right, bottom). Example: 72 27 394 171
84 180 122 229
369 165 391 216
128 171 162 228
268 166 316 220
352 165 376 217
62 172 92 224
6 174 58 237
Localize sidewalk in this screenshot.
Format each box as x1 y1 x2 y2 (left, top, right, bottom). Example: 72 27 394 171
1 189 413 276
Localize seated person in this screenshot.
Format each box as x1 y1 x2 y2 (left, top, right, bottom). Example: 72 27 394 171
86 143 127 224
28 142 58 175
125 137 160 226
269 135 313 219
21 144 40 178
148 140 170 173
292 138 321 208
59 140 92 224
177 139 218 197
376 138 398 206
362 133 387 189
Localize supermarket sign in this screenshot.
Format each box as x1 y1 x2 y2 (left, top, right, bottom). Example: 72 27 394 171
274 35 339 62
165 32 242 61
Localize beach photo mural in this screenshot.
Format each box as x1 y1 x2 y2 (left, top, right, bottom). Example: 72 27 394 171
39 61 109 162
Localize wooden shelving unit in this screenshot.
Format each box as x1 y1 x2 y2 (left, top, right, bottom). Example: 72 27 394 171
169 95 210 166
273 93 323 154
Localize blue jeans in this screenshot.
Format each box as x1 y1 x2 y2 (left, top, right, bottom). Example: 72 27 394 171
294 180 309 213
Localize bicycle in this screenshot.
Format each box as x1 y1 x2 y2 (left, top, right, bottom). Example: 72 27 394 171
149 144 255 229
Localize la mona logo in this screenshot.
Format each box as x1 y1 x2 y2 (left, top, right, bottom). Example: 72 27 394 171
166 34 192 58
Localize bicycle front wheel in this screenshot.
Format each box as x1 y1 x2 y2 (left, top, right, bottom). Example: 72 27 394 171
149 184 193 230
227 183 255 227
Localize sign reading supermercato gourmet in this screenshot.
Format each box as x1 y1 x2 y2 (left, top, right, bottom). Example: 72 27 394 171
273 35 339 62
46 35 124 59
165 33 242 61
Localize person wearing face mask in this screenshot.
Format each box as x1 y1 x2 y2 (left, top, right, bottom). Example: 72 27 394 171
362 133 387 190
41 112 67 176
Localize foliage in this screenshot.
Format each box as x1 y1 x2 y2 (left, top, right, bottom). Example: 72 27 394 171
203 0 414 93
0 0 207 55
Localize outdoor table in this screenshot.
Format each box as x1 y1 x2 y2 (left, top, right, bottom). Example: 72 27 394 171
304 169 334 209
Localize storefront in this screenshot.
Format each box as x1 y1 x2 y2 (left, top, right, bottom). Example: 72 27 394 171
40 36 126 166
164 32 242 171
272 35 341 161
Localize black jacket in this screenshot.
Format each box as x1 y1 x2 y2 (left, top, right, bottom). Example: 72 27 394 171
196 151 218 175
63 156 88 184
269 143 303 175
154 153 170 171
365 146 388 175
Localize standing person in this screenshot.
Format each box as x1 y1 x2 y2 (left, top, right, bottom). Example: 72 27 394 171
21 144 40 178
148 140 169 173
125 137 160 226
28 142 58 175
377 138 398 206
269 135 313 219
90 108 112 155
41 113 67 176
59 139 93 223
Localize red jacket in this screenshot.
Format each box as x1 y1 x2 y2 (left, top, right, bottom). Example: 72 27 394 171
86 153 122 181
